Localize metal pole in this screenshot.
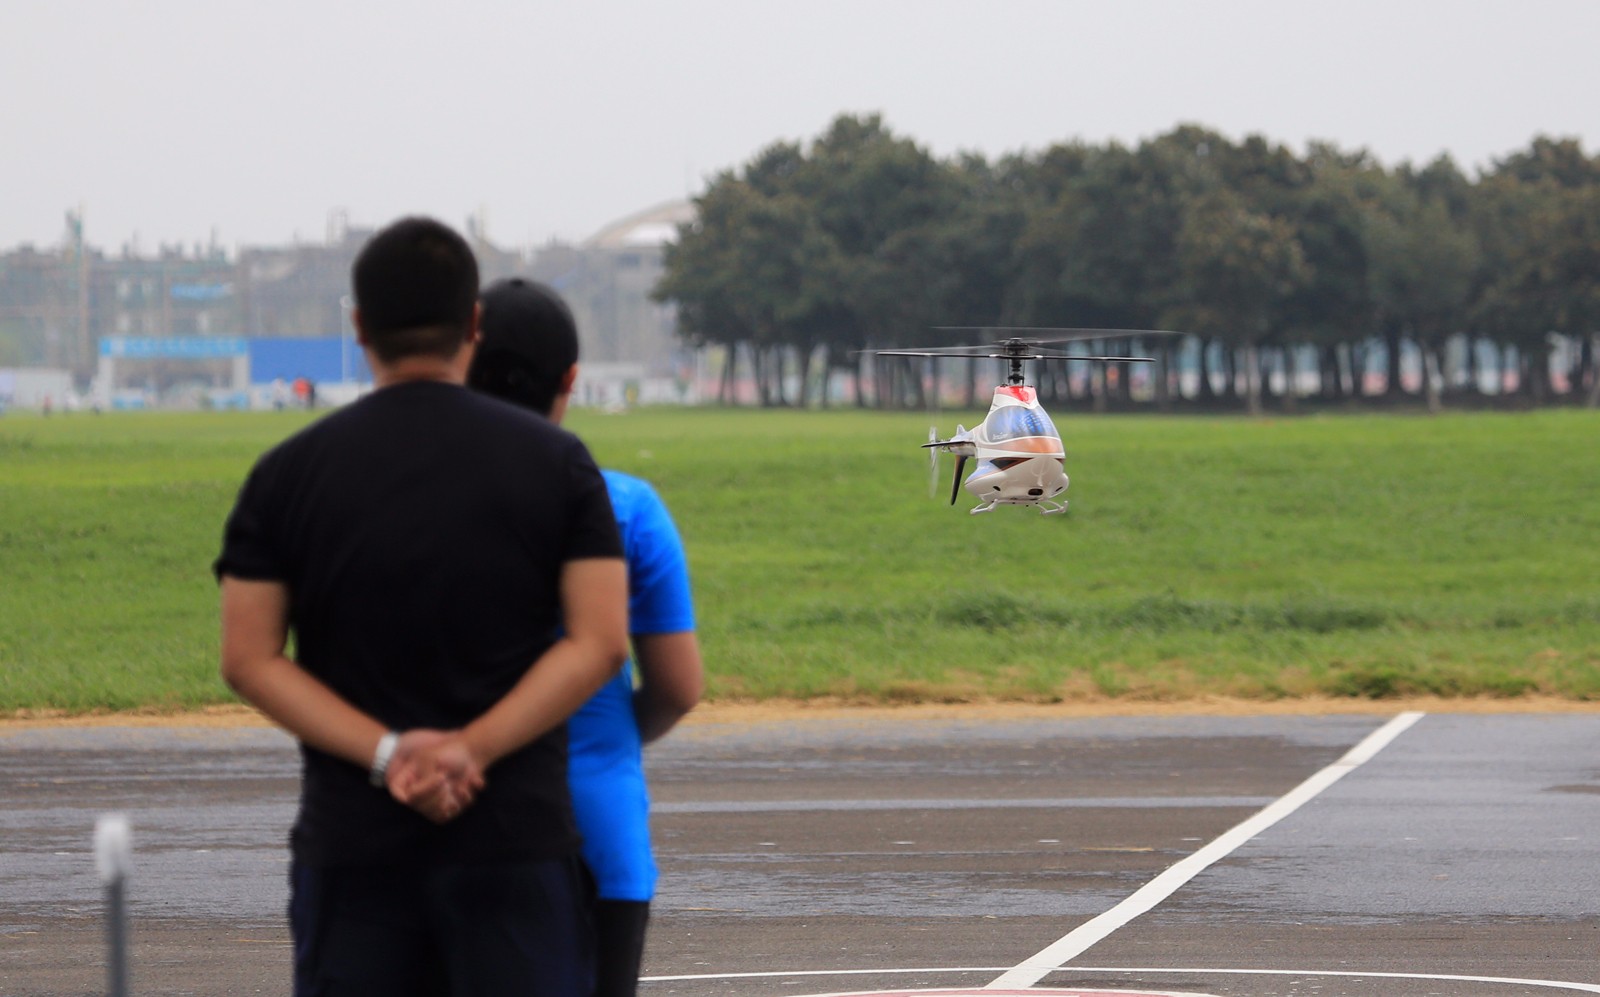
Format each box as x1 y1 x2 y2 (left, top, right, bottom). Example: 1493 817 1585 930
95 814 131 997
340 294 355 391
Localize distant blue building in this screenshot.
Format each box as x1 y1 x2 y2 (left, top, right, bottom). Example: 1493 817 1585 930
93 335 371 409
248 337 370 385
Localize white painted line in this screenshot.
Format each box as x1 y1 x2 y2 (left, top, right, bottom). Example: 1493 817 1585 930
987 711 1427 989
639 964 1600 995
642 967 1012 983
769 988 1215 997
1066 967 1600 995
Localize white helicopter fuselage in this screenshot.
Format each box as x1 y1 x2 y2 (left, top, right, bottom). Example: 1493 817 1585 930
931 385 1070 514
889 329 1166 516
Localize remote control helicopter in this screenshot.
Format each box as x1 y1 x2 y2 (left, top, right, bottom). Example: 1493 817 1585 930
875 329 1176 515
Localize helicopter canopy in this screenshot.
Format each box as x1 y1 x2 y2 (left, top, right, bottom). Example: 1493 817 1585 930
985 399 1060 444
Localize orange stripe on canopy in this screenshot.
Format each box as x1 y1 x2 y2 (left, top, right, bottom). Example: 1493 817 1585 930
994 436 1063 455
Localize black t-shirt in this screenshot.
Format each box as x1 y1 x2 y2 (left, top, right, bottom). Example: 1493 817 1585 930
214 380 622 867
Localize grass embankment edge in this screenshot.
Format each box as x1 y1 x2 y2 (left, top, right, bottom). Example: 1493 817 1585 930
5 694 1599 733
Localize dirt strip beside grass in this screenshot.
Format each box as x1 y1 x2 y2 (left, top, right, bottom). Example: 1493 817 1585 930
3 694 1598 733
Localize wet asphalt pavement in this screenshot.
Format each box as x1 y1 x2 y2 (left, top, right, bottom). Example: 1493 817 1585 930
2 710 1597 996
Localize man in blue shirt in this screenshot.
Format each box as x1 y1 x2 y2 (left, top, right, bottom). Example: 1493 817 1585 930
469 278 704 997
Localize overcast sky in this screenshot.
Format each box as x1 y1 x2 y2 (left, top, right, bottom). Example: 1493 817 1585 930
2 0 1595 254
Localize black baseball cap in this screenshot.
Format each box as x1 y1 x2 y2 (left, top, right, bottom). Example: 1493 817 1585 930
470 278 580 415
479 279 578 367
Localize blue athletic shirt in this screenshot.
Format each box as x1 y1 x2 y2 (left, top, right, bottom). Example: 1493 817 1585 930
568 469 696 901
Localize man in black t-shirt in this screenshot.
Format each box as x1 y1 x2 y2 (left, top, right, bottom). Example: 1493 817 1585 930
215 217 628 997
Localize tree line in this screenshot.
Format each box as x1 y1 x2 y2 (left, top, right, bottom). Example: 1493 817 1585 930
655 115 1600 412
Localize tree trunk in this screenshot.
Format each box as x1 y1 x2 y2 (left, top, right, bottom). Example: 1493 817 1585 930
1586 333 1600 408
1257 345 1277 403
1281 344 1298 413
1244 342 1262 415
1155 342 1173 412
823 346 836 409
1319 344 1340 399
1113 340 1133 406
1197 338 1218 403
1563 333 1581 398
1421 340 1443 414
1528 340 1550 404
739 344 751 404
1385 330 1405 397
799 345 816 408
1441 333 1462 395
752 345 770 407
1091 341 1108 414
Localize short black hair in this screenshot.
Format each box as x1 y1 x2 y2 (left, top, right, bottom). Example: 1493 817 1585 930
351 217 479 362
468 278 580 417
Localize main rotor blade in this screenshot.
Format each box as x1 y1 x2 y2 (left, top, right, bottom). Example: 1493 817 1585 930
1043 355 1158 363
873 349 988 358
880 350 1157 363
932 326 1186 346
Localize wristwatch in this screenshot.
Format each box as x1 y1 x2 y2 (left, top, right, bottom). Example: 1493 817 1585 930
370 731 399 787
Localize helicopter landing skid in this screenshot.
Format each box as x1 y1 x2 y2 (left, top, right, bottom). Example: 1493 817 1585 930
967 498 1069 516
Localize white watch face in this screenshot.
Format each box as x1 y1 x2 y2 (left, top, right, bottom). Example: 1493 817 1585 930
371 732 399 785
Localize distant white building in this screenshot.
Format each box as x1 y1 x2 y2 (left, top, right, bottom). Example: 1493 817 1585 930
529 201 695 384
0 367 76 411
0 202 706 408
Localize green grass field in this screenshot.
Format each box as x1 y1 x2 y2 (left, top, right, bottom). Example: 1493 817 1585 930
2 405 1597 714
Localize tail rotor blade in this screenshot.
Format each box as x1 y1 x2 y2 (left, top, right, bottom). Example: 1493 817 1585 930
949 454 968 506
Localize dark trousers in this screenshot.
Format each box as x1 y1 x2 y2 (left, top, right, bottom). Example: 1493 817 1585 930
290 856 594 997
593 899 650 997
